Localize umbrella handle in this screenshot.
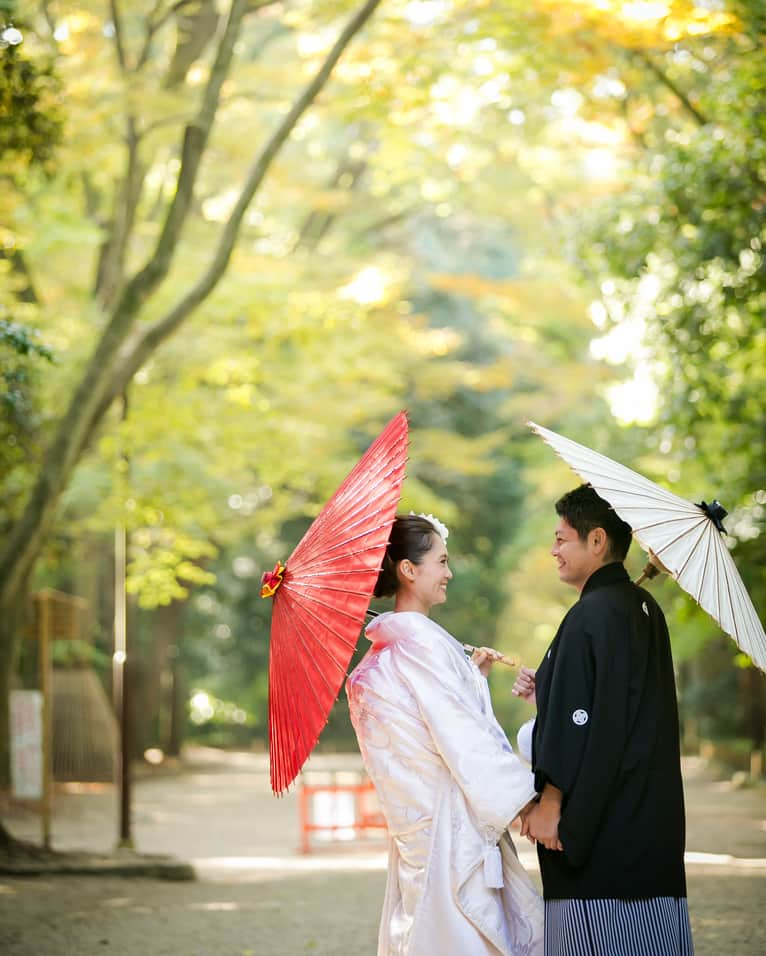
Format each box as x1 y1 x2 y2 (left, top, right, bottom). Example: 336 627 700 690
635 550 671 587
463 643 520 669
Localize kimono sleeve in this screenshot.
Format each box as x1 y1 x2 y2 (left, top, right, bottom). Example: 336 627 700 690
535 604 631 867
395 636 535 832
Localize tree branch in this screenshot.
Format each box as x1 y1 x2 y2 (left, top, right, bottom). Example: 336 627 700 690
0 0 246 598
95 0 384 415
98 2 149 305
94 123 146 308
138 0 197 71
0 248 40 304
109 0 130 72
633 50 709 127
293 155 368 252
0 0 383 602
117 0 248 308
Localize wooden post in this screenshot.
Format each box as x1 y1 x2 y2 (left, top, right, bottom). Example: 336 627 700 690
113 523 133 848
28 588 88 849
38 593 52 850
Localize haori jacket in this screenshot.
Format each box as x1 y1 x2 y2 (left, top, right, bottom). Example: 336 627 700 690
347 610 544 956
532 562 688 901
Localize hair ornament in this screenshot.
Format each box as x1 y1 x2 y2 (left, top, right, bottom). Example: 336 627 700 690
410 511 449 542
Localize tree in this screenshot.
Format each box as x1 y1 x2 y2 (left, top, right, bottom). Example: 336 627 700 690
569 0 766 746
0 0 383 784
1 11 60 526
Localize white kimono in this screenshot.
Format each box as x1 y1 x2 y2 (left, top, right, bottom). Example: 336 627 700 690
346 611 544 956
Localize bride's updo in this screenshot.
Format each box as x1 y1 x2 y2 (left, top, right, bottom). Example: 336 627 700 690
374 514 444 598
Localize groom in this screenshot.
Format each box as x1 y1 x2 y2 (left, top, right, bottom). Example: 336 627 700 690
516 484 693 955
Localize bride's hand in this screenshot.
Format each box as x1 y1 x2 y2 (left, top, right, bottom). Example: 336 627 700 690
471 646 502 677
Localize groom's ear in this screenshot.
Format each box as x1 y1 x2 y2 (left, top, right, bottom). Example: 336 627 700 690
589 527 609 557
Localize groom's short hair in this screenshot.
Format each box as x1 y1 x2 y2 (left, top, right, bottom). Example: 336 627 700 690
556 484 633 562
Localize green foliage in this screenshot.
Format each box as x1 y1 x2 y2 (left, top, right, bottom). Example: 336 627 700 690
50 638 111 670
0 22 61 536
0 318 54 529
563 1 766 737
0 34 63 170
5 0 762 759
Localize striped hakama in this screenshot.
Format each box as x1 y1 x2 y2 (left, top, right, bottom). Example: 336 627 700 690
544 897 694 956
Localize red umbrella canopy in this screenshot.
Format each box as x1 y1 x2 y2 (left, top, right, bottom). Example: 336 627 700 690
263 411 408 794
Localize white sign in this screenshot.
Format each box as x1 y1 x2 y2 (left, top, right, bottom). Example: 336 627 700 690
10 690 43 799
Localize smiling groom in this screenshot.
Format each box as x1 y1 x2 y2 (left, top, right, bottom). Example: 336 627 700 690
522 484 694 956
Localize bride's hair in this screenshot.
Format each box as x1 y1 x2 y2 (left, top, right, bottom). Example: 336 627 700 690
374 514 440 598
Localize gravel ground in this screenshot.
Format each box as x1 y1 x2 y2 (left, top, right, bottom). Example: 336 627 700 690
1 749 764 955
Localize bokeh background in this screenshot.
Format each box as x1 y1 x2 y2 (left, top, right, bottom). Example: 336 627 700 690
1 0 764 787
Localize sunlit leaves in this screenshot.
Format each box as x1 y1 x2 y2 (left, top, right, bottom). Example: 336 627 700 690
126 528 217 608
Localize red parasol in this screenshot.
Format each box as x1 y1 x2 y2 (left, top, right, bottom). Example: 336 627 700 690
262 411 408 794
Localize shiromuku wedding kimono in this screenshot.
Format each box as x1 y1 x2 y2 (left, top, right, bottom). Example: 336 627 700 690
346 611 544 956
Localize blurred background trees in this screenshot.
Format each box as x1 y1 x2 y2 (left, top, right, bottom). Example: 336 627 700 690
1 0 762 779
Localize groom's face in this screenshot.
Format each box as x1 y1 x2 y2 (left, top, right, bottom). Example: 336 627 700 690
551 517 601 593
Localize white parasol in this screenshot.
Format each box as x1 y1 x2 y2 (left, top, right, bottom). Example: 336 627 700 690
528 421 766 673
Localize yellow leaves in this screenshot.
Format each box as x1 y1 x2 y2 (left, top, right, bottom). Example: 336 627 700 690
427 273 588 325
408 325 462 358
412 427 507 477
463 360 517 392
533 0 736 47
54 11 103 56
202 357 258 389
127 528 218 607
225 383 256 407
428 272 509 299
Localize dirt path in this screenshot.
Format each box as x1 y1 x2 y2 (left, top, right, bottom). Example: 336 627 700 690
1 750 763 955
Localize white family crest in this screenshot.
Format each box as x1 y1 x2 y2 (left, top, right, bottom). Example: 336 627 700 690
572 709 589 726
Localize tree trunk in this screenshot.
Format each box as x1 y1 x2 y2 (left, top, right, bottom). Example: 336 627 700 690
745 665 765 750
166 652 186 758
142 600 185 753
0 573 31 787
164 0 221 89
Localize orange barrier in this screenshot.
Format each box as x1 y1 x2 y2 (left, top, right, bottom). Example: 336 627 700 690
299 772 387 854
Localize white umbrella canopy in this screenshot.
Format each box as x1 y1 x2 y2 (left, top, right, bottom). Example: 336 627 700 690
528 421 766 674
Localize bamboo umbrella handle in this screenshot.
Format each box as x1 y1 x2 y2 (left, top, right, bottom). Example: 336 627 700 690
463 643 520 669
634 549 671 587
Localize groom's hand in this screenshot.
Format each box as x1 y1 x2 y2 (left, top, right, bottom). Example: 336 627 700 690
511 666 537 704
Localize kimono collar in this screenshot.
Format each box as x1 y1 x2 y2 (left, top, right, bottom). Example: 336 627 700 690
580 561 630 598
365 610 448 648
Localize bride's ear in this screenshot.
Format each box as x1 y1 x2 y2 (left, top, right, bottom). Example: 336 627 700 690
398 560 415 582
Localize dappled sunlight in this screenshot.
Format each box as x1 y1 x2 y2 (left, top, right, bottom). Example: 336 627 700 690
101 896 135 908
338 266 391 305
604 368 660 425
685 852 766 870
3 6 763 954
187 900 241 911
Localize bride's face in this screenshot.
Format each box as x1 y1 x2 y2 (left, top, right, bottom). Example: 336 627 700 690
404 532 452 611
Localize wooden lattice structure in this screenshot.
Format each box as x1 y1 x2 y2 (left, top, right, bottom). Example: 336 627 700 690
26 589 118 847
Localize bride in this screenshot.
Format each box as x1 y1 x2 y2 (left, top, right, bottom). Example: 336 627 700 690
346 512 543 956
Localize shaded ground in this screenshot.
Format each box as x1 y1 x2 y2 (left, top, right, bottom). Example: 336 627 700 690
1 749 764 955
